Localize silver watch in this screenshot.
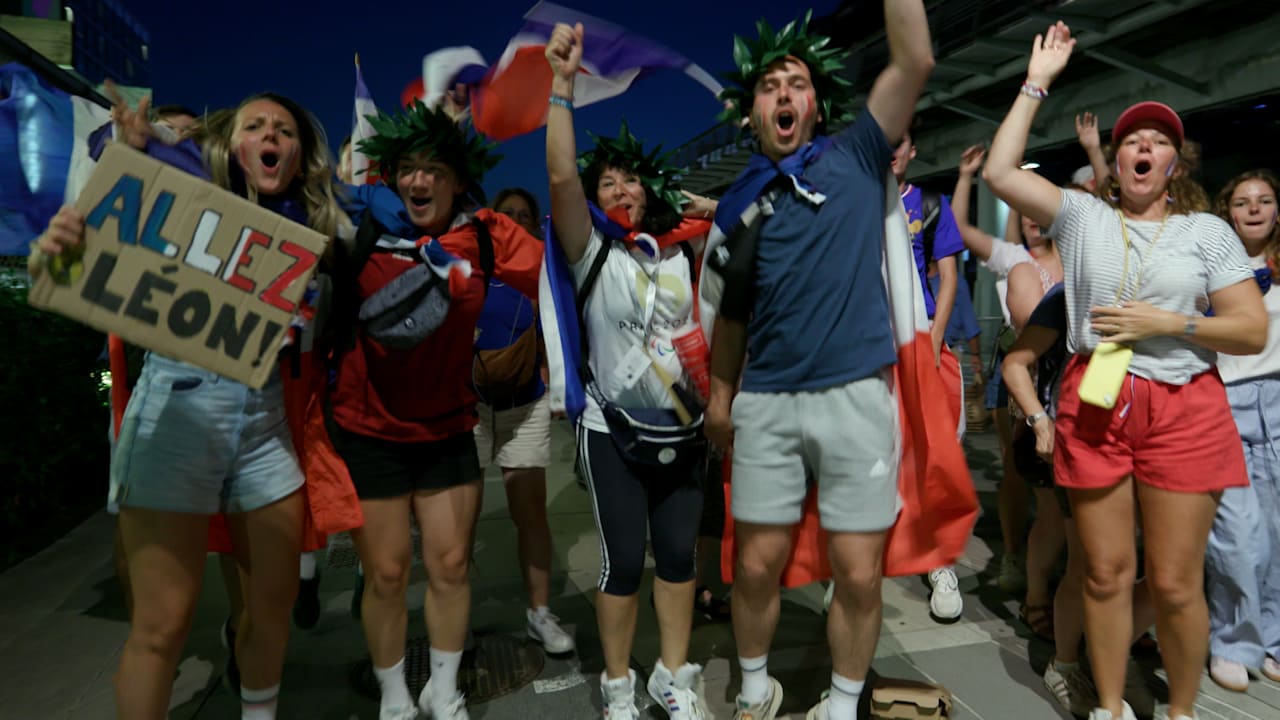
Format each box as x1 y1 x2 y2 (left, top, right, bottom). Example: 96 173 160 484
1026 411 1048 427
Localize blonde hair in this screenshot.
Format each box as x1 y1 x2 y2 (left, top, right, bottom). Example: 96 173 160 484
1097 137 1209 215
1217 169 1280 267
189 93 350 238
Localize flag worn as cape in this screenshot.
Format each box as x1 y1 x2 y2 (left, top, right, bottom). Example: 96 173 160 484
470 1 723 141
538 203 710 423
702 171 977 584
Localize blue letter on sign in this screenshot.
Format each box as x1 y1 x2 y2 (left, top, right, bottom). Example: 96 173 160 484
85 174 144 247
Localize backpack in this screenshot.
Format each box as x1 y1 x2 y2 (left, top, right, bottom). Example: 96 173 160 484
471 290 542 409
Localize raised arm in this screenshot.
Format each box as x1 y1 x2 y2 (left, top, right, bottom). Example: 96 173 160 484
864 0 936 144
982 22 1075 228
1074 111 1109 188
545 22 592 264
952 144 995 261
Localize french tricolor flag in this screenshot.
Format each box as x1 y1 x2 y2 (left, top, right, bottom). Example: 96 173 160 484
469 1 723 141
0 62 111 255
350 54 379 184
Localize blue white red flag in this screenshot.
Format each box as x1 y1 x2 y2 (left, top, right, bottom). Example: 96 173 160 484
469 1 723 141
0 62 110 255
350 55 379 184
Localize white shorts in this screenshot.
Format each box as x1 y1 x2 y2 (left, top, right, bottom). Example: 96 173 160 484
474 393 552 470
730 373 901 533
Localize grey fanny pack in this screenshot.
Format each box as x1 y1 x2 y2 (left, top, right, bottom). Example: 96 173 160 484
356 246 451 349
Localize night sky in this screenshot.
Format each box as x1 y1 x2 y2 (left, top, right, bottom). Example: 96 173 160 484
119 0 842 210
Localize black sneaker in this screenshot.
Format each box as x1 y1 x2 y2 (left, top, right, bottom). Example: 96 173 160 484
220 617 240 697
293 574 321 629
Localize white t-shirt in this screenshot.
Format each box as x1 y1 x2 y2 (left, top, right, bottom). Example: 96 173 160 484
1217 253 1280 384
1049 189 1253 384
571 227 699 433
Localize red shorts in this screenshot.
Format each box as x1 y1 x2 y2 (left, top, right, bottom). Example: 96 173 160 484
1053 355 1247 493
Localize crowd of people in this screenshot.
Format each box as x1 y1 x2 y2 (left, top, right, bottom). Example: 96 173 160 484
23 2 1279 720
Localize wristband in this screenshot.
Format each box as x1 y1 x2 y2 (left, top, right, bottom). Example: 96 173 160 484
1020 81 1049 100
548 94 574 110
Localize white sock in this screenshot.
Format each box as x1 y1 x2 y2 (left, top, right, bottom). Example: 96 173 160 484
827 673 864 720
738 654 770 704
299 551 317 580
532 605 551 620
430 646 464 700
240 683 279 720
373 658 412 710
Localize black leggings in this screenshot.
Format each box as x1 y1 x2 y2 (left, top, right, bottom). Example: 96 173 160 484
578 425 703 596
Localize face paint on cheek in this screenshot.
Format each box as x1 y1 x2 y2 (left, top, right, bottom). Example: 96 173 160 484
794 95 815 126
280 144 301 178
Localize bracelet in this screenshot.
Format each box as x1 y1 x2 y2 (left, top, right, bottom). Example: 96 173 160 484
1019 80 1049 100
548 94 574 110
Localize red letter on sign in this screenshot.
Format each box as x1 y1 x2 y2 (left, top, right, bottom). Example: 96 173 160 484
259 241 319 313
223 227 272 293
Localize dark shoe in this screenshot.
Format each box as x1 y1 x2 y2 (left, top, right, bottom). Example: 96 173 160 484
350 567 364 620
693 586 731 622
220 617 240 697
1019 602 1054 641
293 574 321 629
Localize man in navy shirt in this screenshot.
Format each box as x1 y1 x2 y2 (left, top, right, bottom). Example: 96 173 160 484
704 3 936 719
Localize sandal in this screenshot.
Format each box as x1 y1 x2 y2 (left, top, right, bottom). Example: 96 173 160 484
1019 603 1054 641
694 586 732 622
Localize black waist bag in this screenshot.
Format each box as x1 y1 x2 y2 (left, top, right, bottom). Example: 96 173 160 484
590 380 706 468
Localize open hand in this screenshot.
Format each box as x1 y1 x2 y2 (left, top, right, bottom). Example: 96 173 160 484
105 79 154 150
1026 22 1076 89
1089 301 1180 344
958 144 986 176
1075 112 1101 151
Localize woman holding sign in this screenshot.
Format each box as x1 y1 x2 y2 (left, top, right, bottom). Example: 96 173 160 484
32 91 350 720
981 21 1265 720
328 101 543 720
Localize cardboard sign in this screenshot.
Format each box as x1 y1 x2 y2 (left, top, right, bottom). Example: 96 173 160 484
28 143 329 389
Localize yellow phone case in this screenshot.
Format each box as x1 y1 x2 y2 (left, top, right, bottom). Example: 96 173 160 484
1077 341 1134 409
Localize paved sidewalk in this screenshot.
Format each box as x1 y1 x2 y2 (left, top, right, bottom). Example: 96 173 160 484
2 422 1278 719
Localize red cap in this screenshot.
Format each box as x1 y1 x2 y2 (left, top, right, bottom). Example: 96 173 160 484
1112 101 1184 147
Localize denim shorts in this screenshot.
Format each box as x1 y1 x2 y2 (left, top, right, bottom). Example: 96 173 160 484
109 354 304 514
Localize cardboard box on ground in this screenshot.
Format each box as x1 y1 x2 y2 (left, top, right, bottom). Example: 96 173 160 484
28 144 329 389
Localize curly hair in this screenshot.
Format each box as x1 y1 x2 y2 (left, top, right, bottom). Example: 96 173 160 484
1097 138 1209 215
579 159 682 237
188 92 349 239
1217 169 1280 266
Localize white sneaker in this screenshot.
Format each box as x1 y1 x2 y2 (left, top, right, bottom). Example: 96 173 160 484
733 676 782 720
1087 701 1136 720
1208 655 1249 692
646 659 708 719
527 607 575 655
417 677 468 720
927 566 963 621
1043 660 1097 717
601 670 640 719
380 705 419 720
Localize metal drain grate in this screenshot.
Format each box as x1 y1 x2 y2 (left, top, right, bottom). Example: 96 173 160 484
350 633 545 705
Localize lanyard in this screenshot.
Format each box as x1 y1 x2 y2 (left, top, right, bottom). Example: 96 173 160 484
1113 209 1169 305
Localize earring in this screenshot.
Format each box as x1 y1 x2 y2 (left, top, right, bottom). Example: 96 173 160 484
1166 194 1176 204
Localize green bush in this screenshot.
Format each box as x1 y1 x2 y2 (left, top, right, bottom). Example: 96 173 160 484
0 271 111 571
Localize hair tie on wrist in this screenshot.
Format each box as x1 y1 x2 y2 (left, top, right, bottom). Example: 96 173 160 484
549 94 574 110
